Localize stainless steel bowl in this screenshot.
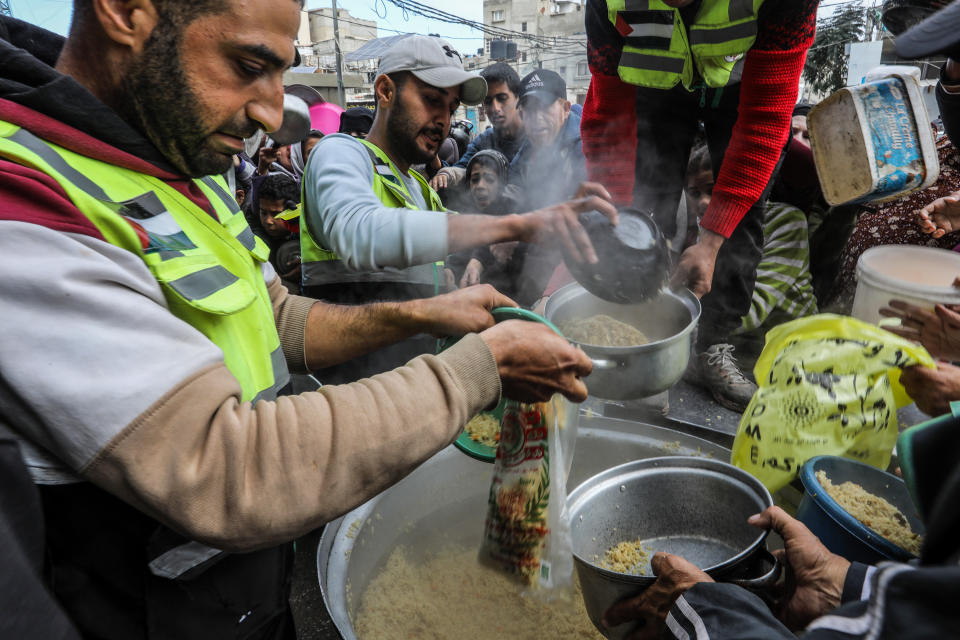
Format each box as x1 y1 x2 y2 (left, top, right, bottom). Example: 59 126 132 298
317 418 732 640
544 284 700 400
567 457 776 640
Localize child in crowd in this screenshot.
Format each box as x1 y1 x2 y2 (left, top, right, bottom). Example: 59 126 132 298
445 150 536 304
685 145 817 346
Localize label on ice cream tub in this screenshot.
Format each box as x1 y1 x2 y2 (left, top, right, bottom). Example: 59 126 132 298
809 73 939 207
859 77 925 202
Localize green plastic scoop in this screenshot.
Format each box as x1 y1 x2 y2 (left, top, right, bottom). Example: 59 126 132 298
452 306 564 463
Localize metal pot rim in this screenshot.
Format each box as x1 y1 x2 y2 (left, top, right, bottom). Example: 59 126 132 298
545 284 701 352
568 456 773 581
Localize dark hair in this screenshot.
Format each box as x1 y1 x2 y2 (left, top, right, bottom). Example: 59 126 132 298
466 149 509 182
386 71 411 93
300 129 324 159
258 173 300 206
481 63 521 98
686 144 712 178
234 168 253 203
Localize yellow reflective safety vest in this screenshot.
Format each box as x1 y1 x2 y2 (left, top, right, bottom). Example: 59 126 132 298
300 138 445 292
607 0 765 90
0 121 289 405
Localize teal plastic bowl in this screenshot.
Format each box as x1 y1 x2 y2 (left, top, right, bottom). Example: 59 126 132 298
451 307 563 463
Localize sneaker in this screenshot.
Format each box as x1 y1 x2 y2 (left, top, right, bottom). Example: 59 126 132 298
696 344 757 413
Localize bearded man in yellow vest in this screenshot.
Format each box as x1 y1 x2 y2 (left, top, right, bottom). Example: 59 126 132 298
301 34 618 381
0 2 595 638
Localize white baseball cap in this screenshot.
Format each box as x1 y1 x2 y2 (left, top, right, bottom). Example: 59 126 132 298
377 35 487 106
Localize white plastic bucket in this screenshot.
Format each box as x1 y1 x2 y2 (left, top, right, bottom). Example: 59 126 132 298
808 72 939 206
852 245 960 324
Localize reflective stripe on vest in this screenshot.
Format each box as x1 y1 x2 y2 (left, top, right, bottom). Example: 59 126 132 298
608 0 764 90
300 138 445 291
0 122 288 404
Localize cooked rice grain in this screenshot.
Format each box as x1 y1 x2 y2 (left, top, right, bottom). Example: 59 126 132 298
558 314 649 347
599 539 652 575
354 545 603 639
816 470 922 556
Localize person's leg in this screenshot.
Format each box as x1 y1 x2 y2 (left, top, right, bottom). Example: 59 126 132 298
695 84 787 410
632 85 701 238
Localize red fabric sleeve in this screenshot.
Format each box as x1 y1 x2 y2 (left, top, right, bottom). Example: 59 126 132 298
581 72 638 206
700 44 810 237
0 158 103 239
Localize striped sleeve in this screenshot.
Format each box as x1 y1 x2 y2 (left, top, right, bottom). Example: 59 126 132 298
738 201 817 333
666 583 794 639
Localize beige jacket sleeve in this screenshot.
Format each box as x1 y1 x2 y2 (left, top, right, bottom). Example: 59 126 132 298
83 335 499 552
266 275 315 374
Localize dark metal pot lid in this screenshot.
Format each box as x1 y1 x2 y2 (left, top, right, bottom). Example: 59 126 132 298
564 208 671 305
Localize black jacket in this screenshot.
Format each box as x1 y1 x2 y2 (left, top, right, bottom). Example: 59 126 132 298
937 67 960 149
663 414 960 639
0 431 80 640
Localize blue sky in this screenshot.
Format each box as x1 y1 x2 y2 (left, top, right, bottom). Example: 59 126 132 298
11 0 485 53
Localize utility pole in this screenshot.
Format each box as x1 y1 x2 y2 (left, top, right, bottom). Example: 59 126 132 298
0 0 12 17
331 0 346 106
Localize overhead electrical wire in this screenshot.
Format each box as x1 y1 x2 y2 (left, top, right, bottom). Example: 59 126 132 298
382 0 587 48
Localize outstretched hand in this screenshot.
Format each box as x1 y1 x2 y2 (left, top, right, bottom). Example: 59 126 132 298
671 228 724 298
900 362 960 416
748 506 849 631
602 553 713 640
518 182 618 264
412 284 516 337
916 192 960 238
880 300 960 360
481 320 592 402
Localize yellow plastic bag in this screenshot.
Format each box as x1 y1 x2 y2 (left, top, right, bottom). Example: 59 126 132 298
731 314 934 493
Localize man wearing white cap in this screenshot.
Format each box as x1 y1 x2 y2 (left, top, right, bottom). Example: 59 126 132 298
300 35 616 379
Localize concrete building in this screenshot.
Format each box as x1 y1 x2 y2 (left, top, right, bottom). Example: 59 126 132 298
479 0 591 105
288 5 379 106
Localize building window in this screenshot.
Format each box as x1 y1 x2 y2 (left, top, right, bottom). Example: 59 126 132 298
492 9 504 22
558 66 567 76
521 21 527 32
522 51 527 62
577 61 589 77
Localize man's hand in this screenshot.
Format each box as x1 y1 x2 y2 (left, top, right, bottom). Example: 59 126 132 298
490 241 519 264
671 228 724 298
481 320 592 402
429 169 451 191
880 300 960 360
900 362 960 416
748 506 849 631
602 553 713 640
516 182 618 264
408 284 515 337
257 146 278 175
459 258 484 288
916 192 960 238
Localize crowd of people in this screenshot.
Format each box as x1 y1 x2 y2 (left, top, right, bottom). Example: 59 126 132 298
2 0 960 638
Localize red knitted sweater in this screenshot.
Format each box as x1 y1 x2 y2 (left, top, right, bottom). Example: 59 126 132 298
582 0 818 238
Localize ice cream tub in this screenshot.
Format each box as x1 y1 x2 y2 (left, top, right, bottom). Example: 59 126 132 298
808 73 939 206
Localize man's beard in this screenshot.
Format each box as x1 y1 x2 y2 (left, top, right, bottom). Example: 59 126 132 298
116 20 256 177
384 94 443 166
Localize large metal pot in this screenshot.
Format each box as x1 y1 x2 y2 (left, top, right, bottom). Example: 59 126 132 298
544 284 700 400
317 417 730 640
568 457 777 639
